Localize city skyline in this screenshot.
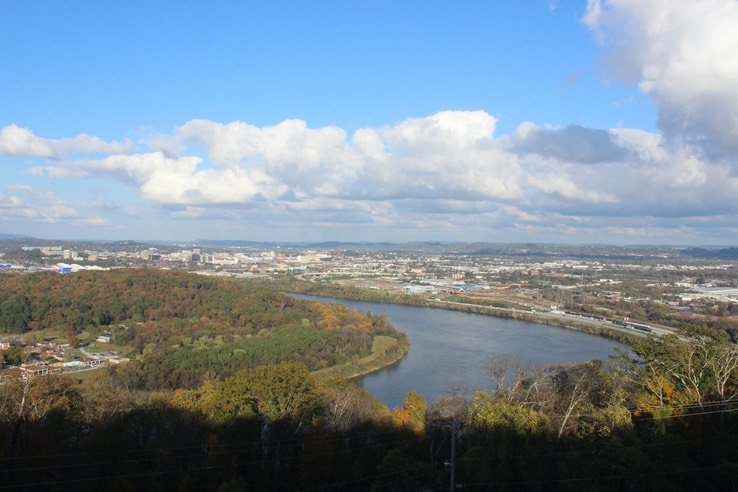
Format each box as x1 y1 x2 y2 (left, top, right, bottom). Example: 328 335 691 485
2 1 738 245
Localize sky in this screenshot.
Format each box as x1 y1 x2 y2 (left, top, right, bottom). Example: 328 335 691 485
1 0 738 246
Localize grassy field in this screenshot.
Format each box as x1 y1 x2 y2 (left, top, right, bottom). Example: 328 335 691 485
67 366 106 381
312 335 405 381
84 340 132 353
362 335 398 362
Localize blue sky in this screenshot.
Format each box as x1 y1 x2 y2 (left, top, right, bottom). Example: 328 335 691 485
2 0 737 245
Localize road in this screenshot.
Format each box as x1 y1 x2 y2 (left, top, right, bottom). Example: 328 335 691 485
431 299 675 338
79 346 101 359
534 309 675 336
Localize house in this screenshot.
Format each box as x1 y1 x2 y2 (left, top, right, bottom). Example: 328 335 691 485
20 364 49 380
96 334 112 343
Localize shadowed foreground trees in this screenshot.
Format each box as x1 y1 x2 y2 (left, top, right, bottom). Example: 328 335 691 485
1 363 438 491
456 328 738 490
2 327 738 490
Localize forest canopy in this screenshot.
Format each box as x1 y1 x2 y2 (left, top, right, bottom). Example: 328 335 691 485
0 269 407 388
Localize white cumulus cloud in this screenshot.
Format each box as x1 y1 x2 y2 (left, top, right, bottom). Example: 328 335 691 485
9 99 738 242
583 0 738 155
0 124 134 159
0 185 108 225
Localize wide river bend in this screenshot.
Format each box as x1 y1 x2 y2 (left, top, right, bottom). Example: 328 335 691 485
293 294 624 409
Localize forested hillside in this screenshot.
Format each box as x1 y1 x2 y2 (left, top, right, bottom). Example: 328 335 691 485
2 328 738 490
0 269 407 387
1 270 738 490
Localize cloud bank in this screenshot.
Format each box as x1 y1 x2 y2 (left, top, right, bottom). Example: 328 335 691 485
2 0 737 243
583 0 738 156
6 105 735 242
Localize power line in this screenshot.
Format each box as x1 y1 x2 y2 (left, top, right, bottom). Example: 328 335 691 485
0 421 436 464
460 463 728 488
1 429 445 485
3 391 738 488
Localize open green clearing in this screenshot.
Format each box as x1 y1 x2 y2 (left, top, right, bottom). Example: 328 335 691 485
312 335 403 380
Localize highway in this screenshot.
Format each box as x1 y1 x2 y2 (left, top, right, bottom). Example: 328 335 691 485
430 299 675 338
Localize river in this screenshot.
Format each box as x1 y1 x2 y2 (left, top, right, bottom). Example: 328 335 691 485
293 294 624 409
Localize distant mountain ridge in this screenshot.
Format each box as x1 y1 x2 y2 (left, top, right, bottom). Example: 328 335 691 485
2 235 738 259
682 247 738 260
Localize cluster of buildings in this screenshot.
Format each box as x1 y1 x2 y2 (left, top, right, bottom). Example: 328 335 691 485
3 243 738 305
682 286 738 304
0 336 129 382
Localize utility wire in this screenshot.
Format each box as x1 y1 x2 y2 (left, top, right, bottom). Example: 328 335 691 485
460 463 728 488
0 421 435 463
1 431 444 478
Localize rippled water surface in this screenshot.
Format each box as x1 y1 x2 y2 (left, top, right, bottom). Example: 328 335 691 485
293 295 624 409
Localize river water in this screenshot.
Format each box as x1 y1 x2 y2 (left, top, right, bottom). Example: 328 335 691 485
293 294 624 409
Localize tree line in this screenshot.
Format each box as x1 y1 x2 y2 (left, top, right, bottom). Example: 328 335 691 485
0 269 408 387
2 325 738 490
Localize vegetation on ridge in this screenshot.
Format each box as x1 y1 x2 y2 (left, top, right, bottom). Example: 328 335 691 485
1 269 738 490
0 269 408 388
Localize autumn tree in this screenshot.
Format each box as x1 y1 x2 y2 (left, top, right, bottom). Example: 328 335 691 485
632 327 738 409
392 390 426 433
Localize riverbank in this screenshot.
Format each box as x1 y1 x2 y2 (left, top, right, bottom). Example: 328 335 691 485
425 299 643 344
310 334 409 381
301 292 625 410
282 280 642 346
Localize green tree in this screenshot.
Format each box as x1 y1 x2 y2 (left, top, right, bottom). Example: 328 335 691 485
226 362 320 426
1 345 24 366
632 327 738 407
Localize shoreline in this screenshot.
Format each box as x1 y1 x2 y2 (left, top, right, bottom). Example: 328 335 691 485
345 342 409 380
292 289 641 346
312 345 410 381
310 335 410 381
294 288 642 384
424 298 642 343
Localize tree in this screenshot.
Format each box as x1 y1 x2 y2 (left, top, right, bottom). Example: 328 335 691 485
632 327 738 408
2 345 24 367
216 362 320 429
318 379 387 431
551 362 594 439
547 360 633 439
64 328 79 348
392 391 426 433
469 391 549 435
485 353 541 403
